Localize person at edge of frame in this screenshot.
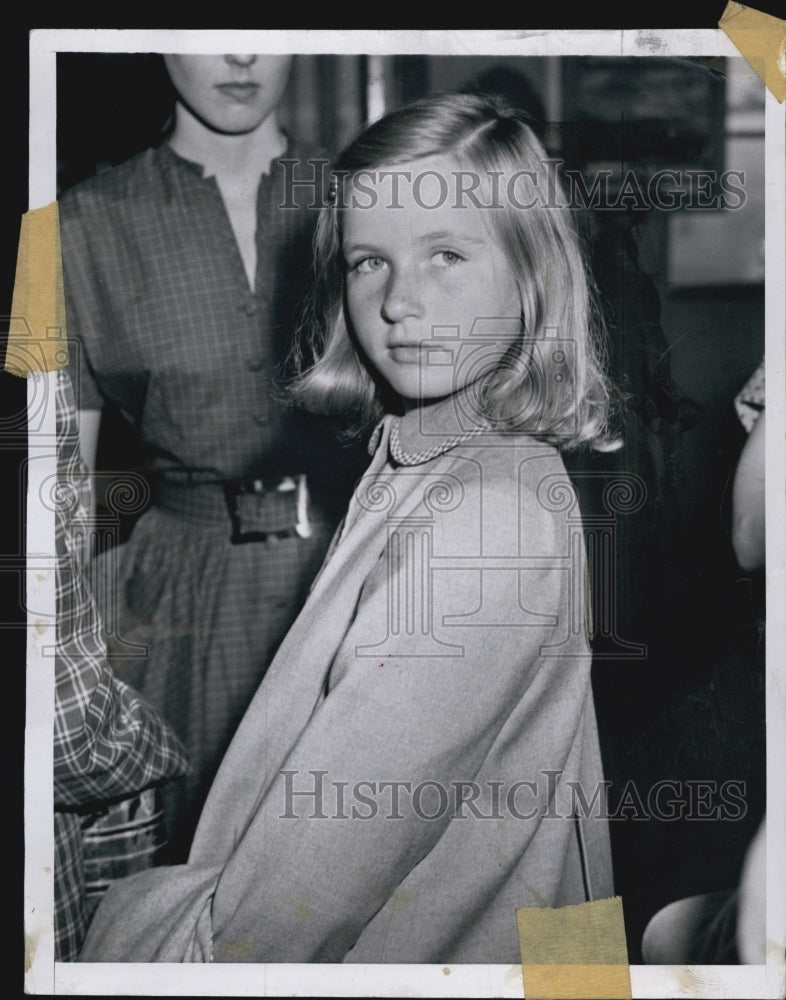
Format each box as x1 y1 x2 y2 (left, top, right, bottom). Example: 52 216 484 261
641 359 768 966
54 367 190 961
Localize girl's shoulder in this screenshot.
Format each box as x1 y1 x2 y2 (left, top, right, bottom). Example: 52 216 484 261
389 403 564 472
447 432 568 486
386 402 572 514
422 435 571 525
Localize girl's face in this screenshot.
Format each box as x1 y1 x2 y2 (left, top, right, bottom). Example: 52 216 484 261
163 54 292 135
342 155 522 410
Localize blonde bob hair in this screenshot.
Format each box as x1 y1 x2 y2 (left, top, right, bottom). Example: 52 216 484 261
290 92 618 451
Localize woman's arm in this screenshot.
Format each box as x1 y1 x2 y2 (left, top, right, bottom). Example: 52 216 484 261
75 406 102 552
731 412 765 572
77 407 102 476
61 190 107 532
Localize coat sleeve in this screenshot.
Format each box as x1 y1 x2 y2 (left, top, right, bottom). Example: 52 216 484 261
209 469 575 962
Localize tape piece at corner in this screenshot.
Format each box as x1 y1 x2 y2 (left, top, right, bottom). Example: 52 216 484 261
719 1 786 103
517 896 631 1000
5 202 69 377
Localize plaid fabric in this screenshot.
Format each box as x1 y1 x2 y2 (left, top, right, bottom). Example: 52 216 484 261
81 790 170 920
58 142 365 860
54 370 189 961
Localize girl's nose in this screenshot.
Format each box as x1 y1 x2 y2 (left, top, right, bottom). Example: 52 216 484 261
224 54 258 67
381 269 424 323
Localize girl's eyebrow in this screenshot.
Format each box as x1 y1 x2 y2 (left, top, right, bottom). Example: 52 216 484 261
416 230 488 246
343 231 488 256
342 243 381 258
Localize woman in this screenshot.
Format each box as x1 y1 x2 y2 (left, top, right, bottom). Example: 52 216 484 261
60 54 360 862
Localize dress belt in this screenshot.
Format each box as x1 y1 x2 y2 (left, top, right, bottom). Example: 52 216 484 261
152 473 311 542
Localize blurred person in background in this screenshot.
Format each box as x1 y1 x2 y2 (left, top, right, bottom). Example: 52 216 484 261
642 359 767 965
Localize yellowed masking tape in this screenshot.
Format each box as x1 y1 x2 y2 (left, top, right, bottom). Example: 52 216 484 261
5 202 68 377
517 896 631 1000
719 2 786 103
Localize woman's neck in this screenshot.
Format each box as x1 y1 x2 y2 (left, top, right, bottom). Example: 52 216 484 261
168 101 288 289
168 102 287 185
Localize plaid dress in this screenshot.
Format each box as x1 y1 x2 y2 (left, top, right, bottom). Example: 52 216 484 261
59 142 363 860
54 370 189 961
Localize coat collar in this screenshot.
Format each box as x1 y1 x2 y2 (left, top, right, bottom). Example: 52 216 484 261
368 389 495 467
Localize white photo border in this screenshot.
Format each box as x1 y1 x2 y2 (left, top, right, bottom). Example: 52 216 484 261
24 27 786 999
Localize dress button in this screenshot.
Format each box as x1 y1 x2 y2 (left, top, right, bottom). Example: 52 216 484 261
241 297 259 316
253 413 268 426
246 357 267 372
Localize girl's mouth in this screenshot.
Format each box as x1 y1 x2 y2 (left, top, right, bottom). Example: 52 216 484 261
388 345 424 364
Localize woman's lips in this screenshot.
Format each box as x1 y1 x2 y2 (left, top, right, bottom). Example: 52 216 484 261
215 83 261 103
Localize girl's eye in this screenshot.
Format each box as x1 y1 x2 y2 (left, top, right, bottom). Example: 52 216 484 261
432 250 464 268
353 256 387 273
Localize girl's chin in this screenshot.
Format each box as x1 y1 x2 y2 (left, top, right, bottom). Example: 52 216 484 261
398 391 454 414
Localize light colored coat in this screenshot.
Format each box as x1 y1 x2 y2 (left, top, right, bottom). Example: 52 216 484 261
81 391 614 964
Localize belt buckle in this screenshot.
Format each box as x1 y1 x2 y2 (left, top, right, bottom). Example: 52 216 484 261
224 479 272 544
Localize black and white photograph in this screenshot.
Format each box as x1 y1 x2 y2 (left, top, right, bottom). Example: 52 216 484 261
18 26 785 999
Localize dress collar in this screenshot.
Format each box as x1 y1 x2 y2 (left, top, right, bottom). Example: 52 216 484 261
155 133 300 180
155 142 207 178
368 389 496 467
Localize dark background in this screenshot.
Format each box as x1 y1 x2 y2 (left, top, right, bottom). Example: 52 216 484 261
7 9 777 980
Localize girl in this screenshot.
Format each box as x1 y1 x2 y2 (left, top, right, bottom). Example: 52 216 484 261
81 92 618 965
